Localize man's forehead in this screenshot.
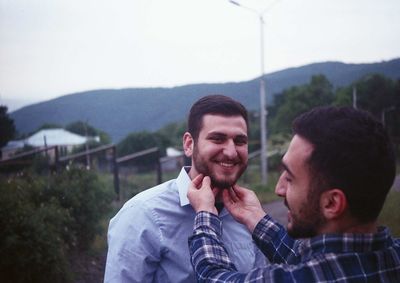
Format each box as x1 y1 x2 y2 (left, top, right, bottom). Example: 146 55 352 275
288 135 313 154
200 114 247 130
283 135 314 172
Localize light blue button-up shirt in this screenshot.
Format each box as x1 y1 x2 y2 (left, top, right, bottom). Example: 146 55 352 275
104 167 266 283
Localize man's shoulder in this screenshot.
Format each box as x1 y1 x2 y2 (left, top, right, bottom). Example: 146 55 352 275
125 178 179 208
109 179 180 226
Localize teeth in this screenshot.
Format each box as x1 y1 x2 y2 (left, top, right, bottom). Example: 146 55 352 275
220 162 234 167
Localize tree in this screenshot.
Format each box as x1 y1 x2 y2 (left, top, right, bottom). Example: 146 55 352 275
335 74 396 114
270 75 334 135
0 106 16 149
66 121 111 145
334 74 400 161
156 121 186 149
35 123 63 131
117 131 170 170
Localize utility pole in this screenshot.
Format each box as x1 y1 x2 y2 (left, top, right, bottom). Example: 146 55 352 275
84 121 90 170
352 86 357 109
228 0 280 185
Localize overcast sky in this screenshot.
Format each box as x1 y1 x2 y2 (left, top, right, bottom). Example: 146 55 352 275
1 0 399 109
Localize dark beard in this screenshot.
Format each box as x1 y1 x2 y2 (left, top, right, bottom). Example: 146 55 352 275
287 215 324 238
286 194 326 239
192 145 247 189
209 176 234 190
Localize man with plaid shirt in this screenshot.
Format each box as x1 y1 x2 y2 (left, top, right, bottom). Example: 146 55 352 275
188 106 400 282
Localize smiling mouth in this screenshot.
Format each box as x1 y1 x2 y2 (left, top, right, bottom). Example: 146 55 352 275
219 162 236 168
284 199 290 209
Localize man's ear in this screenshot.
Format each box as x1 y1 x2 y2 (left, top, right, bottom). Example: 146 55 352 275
320 189 347 220
183 132 194 158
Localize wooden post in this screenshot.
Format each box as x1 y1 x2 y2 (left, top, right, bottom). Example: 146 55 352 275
54 146 59 172
112 146 120 200
156 149 162 185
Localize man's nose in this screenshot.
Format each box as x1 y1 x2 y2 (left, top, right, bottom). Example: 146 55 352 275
223 140 238 159
275 174 286 197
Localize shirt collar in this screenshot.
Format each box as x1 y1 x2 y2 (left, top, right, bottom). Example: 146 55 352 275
177 166 192 206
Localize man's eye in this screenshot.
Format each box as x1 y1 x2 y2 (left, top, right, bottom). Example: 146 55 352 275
234 139 247 146
280 170 292 183
210 136 224 143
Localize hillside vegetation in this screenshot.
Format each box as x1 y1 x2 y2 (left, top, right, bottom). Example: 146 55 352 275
10 58 400 142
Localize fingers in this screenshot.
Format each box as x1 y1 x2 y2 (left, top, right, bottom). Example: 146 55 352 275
230 186 240 202
189 175 212 195
231 184 247 197
212 187 219 198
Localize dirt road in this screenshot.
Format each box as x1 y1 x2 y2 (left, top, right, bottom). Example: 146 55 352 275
393 175 400 192
262 200 288 226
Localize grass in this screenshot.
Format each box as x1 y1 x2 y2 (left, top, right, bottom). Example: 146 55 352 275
378 190 400 237
94 166 400 257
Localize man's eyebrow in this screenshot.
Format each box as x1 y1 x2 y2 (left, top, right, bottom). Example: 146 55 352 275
281 162 295 178
206 132 227 138
234 134 248 140
207 132 248 138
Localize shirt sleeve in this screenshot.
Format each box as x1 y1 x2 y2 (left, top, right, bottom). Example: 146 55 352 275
104 199 163 282
252 215 301 264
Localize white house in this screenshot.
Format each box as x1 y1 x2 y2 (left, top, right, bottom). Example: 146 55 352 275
160 147 184 172
1 129 99 160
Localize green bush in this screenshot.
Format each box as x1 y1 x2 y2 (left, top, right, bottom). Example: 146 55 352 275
0 175 71 282
0 168 114 282
379 190 400 237
46 168 114 249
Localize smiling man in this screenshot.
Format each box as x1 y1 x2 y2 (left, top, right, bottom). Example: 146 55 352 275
185 114 248 189
188 106 400 282
104 95 266 282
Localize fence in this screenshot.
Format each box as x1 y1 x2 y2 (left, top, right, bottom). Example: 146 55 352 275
0 145 176 201
0 144 284 200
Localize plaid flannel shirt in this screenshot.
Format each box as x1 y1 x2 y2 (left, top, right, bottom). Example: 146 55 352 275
189 211 400 282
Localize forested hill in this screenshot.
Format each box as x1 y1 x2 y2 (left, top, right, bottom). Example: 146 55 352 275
11 58 400 142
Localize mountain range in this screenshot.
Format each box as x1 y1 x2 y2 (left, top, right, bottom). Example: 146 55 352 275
10 58 400 142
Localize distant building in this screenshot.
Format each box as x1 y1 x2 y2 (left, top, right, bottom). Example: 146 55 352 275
1 140 26 160
160 147 184 172
1 129 99 160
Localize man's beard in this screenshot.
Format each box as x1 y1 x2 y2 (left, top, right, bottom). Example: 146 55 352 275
192 145 247 189
286 190 326 239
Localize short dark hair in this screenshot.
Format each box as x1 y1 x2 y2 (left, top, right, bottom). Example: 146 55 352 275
293 106 396 222
187 95 248 141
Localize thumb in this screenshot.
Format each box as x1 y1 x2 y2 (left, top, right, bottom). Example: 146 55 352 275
191 174 204 189
201 176 211 190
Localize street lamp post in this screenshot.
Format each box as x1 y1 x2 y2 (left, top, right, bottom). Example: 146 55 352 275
381 106 395 127
229 0 273 185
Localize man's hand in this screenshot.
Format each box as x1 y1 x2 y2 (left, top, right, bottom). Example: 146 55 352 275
222 185 266 233
188 174 218 215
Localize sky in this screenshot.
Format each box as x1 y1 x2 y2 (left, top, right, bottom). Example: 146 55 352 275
1 0 399 111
